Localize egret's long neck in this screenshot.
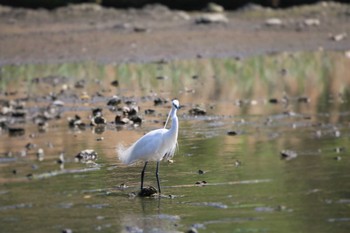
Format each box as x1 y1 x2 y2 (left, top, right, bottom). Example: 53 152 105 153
170 108 178 132
166 107 178 138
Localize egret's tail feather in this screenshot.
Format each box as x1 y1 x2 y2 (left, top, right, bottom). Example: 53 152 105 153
116 143 133 165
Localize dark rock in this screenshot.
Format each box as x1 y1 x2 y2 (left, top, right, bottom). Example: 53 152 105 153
297 96 310 103
227 131 238 136
68 115 86 129
139 186 158 197
110 80 119 87
92 108 103 117
62 229 73 233
37 148 45 161
156 75 168 80
74 80 85 88
75 149 98 162
25 143 36 150
107 96 122 106
154 97 168 106
8 127 25 137
91 116 106 126
129 115 142 124
115 114 130 125
186 227 198 233
144 109 155 115
189 106 206 116
280 150 298 160
269 98 279 104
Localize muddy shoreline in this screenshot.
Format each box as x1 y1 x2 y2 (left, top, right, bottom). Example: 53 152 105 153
0 2 349 66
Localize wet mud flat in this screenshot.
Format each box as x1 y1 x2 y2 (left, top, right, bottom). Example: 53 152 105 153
0 51 350 232
0 2 349 65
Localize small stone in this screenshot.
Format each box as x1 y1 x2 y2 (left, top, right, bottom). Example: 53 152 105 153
156 75 168 80
195 13 228 24
68 115 86 129
298 96 310 103
280 150 298 160
75 149 98 162
144 109 155 115
110 80 119 87
334 147 345 153
227 131 238 136
269 98 279 104
234 160 242 167
265 18 283 26
154 97 168 106
52 100 65 106
8 127 25 137
37 148 45 161
331 33 347 41
74 80 85 88
139 186 158 197
189 106 206 116
107 95 121 106
195 181 207 185
62 229 73 233
303 18 320 26
115 114 130 125
198 169 205 174
206 2 224 12
129 115 142 124
57 153 65 164
186 227 198 233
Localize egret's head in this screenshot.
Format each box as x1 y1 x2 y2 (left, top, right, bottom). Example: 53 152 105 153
172 99 180 110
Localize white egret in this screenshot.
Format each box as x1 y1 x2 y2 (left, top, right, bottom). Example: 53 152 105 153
118 99 180 194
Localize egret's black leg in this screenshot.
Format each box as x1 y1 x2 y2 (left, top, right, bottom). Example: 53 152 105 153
141 161 148 190
156 161 161 194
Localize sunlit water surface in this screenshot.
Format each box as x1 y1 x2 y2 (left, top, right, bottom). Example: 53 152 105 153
0 51 350 232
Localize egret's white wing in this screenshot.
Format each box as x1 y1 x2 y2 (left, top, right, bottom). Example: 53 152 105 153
118 128 168 164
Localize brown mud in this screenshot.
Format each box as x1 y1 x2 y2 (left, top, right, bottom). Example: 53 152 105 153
0 2 349 65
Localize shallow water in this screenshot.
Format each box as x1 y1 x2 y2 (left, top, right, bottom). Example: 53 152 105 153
0 51 350 232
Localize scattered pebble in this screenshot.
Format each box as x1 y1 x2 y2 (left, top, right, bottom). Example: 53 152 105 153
195 181 207 185
107 95 122 106
189 106 206 116
198 169 205 174
206 2 224 13
57 153 65 164
234 160 242 167
331 33 347 41
303 18 320 26
144 109 155 115
8 127 25 137
110 80 119 87
62 229 73 233
186 227 198 233
75 149 98 162
154 97 168 106
115 114 130 125
227 130 238 136
265 18 283 26
68 115 86 129
280 150 298 160
195 13 228 24
139 186 158 197
37 148 45 161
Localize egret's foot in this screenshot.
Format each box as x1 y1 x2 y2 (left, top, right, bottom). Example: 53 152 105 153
139 186 158 197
